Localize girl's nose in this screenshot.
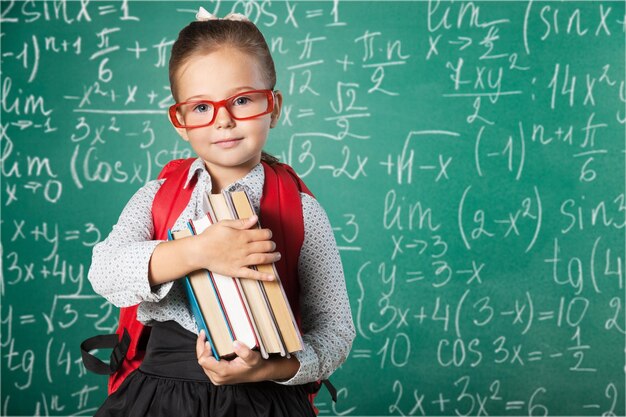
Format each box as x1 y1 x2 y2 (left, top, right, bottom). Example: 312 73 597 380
213 105 235 129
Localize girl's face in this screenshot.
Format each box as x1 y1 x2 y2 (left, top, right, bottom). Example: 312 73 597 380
172 46 282 180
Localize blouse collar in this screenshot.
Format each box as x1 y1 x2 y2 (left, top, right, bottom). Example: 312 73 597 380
183 157 264 212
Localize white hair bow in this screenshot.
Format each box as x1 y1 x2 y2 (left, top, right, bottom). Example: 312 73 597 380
196 7 250 22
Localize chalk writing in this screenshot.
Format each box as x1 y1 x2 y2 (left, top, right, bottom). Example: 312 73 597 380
2 1 624 415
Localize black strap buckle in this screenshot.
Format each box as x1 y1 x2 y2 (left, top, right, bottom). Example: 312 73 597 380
305 379 337 403
322 379 337 403
80 329 130 375
111 329 131 367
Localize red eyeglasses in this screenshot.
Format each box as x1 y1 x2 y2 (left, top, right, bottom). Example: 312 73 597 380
169 89 275 128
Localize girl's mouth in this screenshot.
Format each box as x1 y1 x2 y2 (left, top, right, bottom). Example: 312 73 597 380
214 138 243 148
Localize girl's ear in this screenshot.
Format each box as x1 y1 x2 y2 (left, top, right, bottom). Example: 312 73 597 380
270 90 283 128
174 127 190 142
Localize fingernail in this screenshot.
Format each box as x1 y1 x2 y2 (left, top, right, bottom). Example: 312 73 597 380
276 252 281 260
233 340 242 349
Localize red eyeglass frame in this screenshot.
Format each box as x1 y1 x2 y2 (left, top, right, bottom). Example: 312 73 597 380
168 89 275 129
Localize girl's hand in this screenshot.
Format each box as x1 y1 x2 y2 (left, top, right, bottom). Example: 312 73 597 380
195 330 266 385
191 215 279 281
195 331 300 385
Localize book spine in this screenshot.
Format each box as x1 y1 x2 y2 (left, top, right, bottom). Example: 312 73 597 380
186 222 235 343
235 278 268 359
168 229 219 358
256 278 287 357
260 266 303 353
205 270 236 342
183 277 219 359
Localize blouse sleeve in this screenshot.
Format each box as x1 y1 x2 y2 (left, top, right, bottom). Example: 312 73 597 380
87 180 174 307
276 193 356 385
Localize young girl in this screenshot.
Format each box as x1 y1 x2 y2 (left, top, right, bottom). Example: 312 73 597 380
87 7 355 417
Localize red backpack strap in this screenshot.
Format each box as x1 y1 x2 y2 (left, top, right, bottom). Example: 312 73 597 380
277 162 313 197
152 158 198 240
107 158 197 394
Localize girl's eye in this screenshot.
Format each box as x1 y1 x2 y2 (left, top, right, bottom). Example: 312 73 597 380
233 96 251 106
193 102 212 113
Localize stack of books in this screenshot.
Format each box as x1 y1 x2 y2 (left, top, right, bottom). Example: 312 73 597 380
168 190 303 359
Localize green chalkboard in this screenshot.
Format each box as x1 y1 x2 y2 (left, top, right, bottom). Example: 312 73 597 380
2 1 624 415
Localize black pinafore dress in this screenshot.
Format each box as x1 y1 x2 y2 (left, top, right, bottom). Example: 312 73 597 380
94 320 316 417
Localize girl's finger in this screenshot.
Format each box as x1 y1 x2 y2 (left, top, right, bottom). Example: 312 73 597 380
246 240 276 254
198 342 219 369
233 340 254 363
195 329 207 359
245 252 281 268
245 227 272 242
236 266 274 281
224 215 258 230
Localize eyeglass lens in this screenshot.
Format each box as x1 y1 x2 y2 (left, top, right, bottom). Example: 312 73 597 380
177 91 270 127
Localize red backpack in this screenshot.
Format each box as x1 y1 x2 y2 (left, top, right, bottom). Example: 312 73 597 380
81 158 335 411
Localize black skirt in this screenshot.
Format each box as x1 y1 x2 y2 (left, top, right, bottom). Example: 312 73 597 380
95 320 317 417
